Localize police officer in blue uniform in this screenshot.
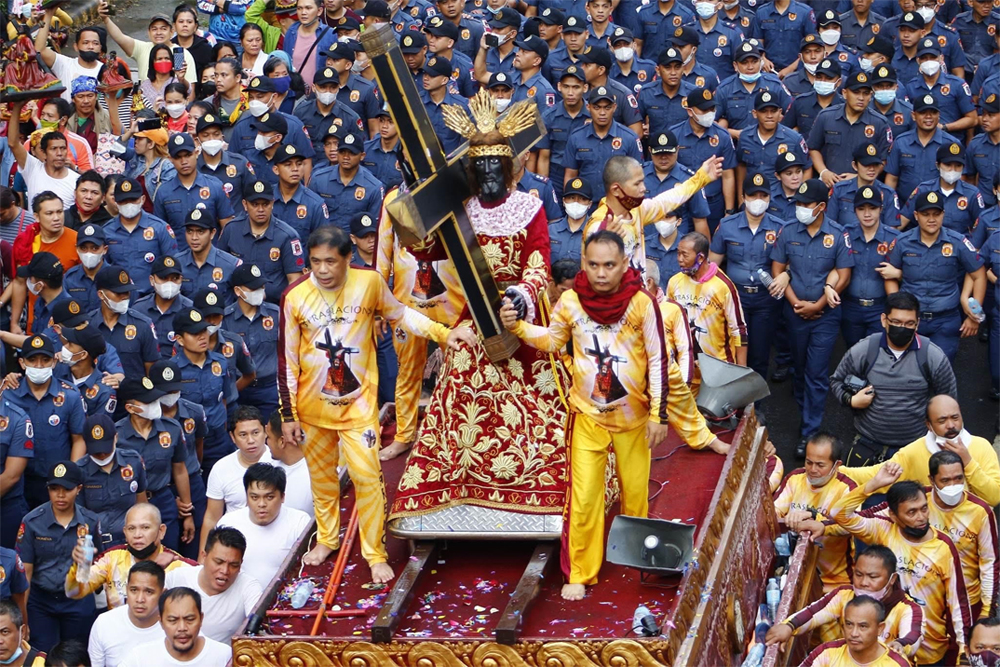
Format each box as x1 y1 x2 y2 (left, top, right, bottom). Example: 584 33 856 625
103 178 177 297
171 307 232 480
769 149 806 222
195 113 255 210
738 89 811 184
808 71 891 182
222 264 280 420
216 180 306 304
776 35 824 97
309 126 385 233
544 15 586 86
609 28 657 95
971 176 1000 251
192 287 254 425
321 43 383 135
58 324 117 418
636 46 694 141
869 64 914 138
827 142 900 230
967 93 999 208
904 37 977 129
899 143 985 236
814 10 859 80
481 8 523 80
632 0 693 63
229 76 317 162
516 160 563 222
294 66 365 155
783 57 843 140
115 376 192 552
0 398 32 549
885 93 962 207
153 134 235 254
886 190 987 362
751 0 817 72
548 176 593 263
63 224 108 314
577 46 643 133
983 229 1000 399
716 42 792 135
708 171 786 380
423 16 479 98
643 210 683 289
243 111 291 190
671 26 721 93
538 64 590 199
49 300 125 381
363 104 404 190
272 144 330 242
888 11 928 86
176 209 241 304
419 55 473 155
132 256 194 359
770 179 853 454
74 414 146 549
18 252 71 340
17 460 102 653
90 266 160 381
644 131 711 237
688 1 746 82
950 0 995 65
839 185 900 348
6 335 87 509
0 547 29 603
512 36 559 113
839 2 886 50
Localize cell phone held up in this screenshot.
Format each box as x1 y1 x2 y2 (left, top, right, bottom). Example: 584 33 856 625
172 46 185 71
484 33 500 49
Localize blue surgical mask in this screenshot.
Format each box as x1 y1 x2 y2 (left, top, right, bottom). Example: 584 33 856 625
0 630 22 665
813 81 837 96
873 89 896 106
738 71 762 83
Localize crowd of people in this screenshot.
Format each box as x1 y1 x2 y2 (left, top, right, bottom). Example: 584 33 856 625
0 0 998 663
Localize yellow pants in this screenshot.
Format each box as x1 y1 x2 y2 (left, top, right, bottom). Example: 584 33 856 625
391 328 428 444
301 421 388 565
566 413 650 586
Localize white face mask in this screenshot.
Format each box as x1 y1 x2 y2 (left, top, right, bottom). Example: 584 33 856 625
819 29 840 46
118 202 143 219
316 91 338 105
919 60 941 77
153 281 182 300
806 465 838 488
694 1 717 18
936 482 966 506
694 110 715 128
939 166 962 185
813 80 837 96
78 250 104 269
102 292 130 314
201 139 224 156
165 103 186 119
723 0 739 7
682 50 695 66
57 346 82 365
26 279 43 296
206 324 220 335
254 133 273 151
134 400 162 420
494 98 511 113
859 57 874 73
745 198 770 216
614 46 634 62
655 219 678 237
159 391 181 407
90 452 115 466
853 575 894 602
24 366 53 384
240 287 266 306
803 62 818 75
564 202 589 220
916 6 935 23
795 205 818 224
248 99 270 117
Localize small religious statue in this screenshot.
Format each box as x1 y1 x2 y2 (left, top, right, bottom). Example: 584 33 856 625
1 22 65 101
97 51 135 95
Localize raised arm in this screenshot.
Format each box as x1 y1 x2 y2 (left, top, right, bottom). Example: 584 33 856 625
32 8 59 67
640 155 723 223
6 101 29 169
98 1 136 56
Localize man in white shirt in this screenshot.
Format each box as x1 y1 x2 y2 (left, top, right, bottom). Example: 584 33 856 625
6 100 81 210
99 6 198 85
265 411 314 518
217 463 312 587
32 9 104 104
119 587 232 667
165 526 263 643
200 406 273 554
88 561 166 667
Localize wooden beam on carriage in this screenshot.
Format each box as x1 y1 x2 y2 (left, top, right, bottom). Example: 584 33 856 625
495 542 557 645
371 540 438 643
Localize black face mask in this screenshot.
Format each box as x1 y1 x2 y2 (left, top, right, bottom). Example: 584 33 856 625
900 523 930 540
79 50 101 63
887 324 915 348
127 542 159 559
196 81 218 99
473 155 507 203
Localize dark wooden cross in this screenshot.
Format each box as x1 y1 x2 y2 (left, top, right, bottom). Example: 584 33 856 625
359 24 545 362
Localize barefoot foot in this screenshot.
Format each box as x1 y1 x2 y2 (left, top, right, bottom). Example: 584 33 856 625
379 440 413 461
561 583 586 601
371 562 394 584
708 438 731 456
302 543 336 567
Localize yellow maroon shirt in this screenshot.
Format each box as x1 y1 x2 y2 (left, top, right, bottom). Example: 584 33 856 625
656 293 694 385
278 270 451 429
801 639 911 667
665 263 747 364
927 490 998 619
65 544 192 608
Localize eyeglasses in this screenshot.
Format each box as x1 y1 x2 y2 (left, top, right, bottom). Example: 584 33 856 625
886 319 917 329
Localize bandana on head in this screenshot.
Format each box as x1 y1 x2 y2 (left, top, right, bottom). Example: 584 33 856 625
72 76 99 96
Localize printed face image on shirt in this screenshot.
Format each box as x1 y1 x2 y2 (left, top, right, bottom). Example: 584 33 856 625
584 332 628 406
317 327 362 398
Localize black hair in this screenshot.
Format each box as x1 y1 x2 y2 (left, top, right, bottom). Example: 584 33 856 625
32 191 62 213
855 544 897 576
552 258 580 284
884 291 920 315
45 639 91 667
263 56 306 98
77 169 107 194
928 450 964 478
240 22 265 42
845 595 886 624
0 187 17 209
76 24 107 53
40 131 68 152
230 404 265 431
204 525 247 557
172 4 199 23
189 100 215 119
886 480 925 515
584 229 626 255
243 461 287 494
128 559 166 589
165 81 191 100
0 600 22 628
307 226 353 258
42 97 73 120
806 432 843 464
158 586 202 616
972 617 1000 634
148 43 175 80
681 231 710 258
212 41 239 62
268 409 283 437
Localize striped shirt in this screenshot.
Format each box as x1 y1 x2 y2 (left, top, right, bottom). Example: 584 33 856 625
666 263 747 364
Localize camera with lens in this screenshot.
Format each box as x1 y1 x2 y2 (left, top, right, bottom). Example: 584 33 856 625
485 33 501 48
842 375 867 396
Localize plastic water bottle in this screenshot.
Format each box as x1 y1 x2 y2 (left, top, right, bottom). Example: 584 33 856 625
631 604 659 637
774 534 791 557
76 535 94 583
756 267 774 288
765 578 781 623
744 642 766 667
290 579 316 609
968 297 986 323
